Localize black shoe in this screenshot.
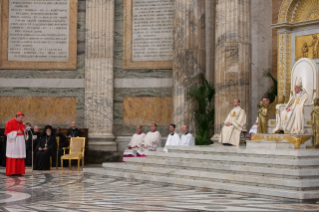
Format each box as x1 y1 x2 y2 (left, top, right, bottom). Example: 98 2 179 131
222 143 233 146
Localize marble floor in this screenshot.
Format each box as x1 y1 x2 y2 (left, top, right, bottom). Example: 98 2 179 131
0 167 318 211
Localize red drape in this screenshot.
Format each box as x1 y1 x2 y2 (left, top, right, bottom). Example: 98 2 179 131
6 158 25 175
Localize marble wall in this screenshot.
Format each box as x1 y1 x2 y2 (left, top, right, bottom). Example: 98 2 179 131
0 0 86 128
172 0 206 133
251 0 273 124
214 0 252 135
123 97 172 126
0 97 77 126
113 0 173 136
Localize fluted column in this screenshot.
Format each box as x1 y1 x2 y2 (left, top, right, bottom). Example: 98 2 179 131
205 0 216 83
172 0 206 133
214 0 251 136
85 0 115 151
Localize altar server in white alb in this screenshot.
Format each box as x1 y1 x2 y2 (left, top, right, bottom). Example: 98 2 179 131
138 123 162 156
180 125 195 146
219 99 246 146
163 124 180 152
123 125 145 157
273 77 312 134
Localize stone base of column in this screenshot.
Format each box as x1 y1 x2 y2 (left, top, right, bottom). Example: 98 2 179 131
87 134 121 163
211 134 220 142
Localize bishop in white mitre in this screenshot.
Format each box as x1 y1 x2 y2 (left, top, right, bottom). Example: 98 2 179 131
163 124 180 152
273 77 312 134
219 99 247 146
137 123 162 156
123 125 145 158
180 125 195 146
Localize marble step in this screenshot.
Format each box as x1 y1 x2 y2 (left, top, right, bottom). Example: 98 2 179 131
145 151 319 166
84 167 319 200
123 157 319 178
166 145 319 157
102 163 319 190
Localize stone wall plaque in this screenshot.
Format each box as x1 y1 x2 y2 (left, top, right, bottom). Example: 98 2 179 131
0 0 77 70
123 0 174 69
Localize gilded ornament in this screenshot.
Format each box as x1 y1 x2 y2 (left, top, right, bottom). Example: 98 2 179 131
251 135 264 141
292 0 319 23
264 136 283 142
284 136 311 148
295 33 319 60
270 121 276 126
306 120 312 125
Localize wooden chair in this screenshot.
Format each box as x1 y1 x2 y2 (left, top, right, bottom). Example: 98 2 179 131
61 137 85 171
50 137 59 170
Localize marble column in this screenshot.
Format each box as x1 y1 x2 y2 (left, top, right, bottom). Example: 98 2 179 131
214 0 252 136
85 0 116 152
251 0 272 125
205 0 216 84
173 0 206 133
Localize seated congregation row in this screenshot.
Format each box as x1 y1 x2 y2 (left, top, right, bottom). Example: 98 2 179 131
24 122 81 170
123 123 194 158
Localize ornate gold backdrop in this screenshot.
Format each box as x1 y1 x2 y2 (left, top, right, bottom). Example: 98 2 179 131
276 0 319 103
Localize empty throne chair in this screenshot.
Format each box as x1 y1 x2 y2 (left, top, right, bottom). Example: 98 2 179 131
267 58 319 134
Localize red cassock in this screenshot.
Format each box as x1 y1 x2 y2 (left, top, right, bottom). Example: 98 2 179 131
4 118 26 175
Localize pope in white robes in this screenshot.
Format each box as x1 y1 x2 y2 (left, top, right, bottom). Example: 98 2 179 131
138 123 162 156
219 99 247 146
123 125 145 158
163 124 180 152
180 125 195 146
273 77 312 134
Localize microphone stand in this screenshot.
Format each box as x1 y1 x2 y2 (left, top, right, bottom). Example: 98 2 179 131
25 129 34 176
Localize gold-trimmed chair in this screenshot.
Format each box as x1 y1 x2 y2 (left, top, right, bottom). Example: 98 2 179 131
61 137 85 171
50 137 59 170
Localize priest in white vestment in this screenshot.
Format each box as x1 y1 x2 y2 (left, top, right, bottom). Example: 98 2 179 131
219 99 247 146
180 125 195 146
137 123 162 156
273 77 312 134
163 124 180 152
123 125 145 158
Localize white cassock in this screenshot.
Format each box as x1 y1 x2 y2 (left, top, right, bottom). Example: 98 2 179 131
163 132 180 152
123 133 145 157
249 117 258 135
219 106 246 146
137 131 162 155
180 132 195 146
273 89 311 134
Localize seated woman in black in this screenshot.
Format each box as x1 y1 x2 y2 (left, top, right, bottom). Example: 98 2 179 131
56 127 69 167
33 125 57 170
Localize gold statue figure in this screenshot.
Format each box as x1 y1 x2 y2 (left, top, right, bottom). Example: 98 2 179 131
311 98 319 148
257 100 268 134
301 42 308 58
309 34 319 59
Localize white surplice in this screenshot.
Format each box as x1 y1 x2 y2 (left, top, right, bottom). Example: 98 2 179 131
249 117 258 135
180 132 195 146
273 89 311 134
6 131 26 158
137 131 161 155
123 133 145 157
219 106 246 146
163 132 180 152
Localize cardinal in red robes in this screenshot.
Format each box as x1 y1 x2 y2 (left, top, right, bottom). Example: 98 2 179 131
4 112 26 175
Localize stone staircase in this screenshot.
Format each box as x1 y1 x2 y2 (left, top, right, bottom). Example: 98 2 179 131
84 143 319 200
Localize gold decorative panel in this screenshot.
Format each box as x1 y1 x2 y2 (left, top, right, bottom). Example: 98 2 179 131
295 33 319 60
0 97 77 125
123 97 172 125
293 0 319 23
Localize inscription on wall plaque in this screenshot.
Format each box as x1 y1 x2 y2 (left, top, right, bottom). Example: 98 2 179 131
132 0 174 62
123 0 174 70
8 0 69 62
0 0 78 70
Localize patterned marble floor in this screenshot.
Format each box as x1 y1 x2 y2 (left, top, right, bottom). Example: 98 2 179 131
0 167 318 211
